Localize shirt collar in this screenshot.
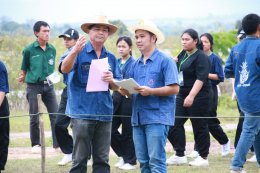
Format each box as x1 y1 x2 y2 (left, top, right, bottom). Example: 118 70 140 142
33 40 50 49
138 48 158 63
86 41 108 55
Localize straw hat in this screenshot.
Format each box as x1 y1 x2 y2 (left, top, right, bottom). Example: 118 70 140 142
81 15 118 35
128 19 165 44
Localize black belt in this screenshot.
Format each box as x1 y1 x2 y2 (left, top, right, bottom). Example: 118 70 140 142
28 81 48 85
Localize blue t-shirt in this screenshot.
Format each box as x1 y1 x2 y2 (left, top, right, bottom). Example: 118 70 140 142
209 53 224 86
66 41 122 121
0 61 9 93
129 49 179 126
225 36 260 113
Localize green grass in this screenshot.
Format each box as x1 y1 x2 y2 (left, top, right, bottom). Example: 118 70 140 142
5 153 259 173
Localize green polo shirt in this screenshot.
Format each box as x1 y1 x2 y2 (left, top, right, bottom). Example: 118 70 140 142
21 41 56 83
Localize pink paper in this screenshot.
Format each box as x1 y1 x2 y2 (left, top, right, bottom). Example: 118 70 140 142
86 58 109 92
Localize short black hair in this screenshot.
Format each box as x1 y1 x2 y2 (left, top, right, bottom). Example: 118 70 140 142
33 21 49 33
116 36 133 55
242 13 260 35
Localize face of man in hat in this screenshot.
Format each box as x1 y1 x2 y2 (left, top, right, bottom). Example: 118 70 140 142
88 25 110 44
135 29 157 53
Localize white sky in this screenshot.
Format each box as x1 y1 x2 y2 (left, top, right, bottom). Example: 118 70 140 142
0 0 259 24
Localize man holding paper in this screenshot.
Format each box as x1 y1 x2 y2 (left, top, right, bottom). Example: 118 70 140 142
121 20 179 173
61 15 122 173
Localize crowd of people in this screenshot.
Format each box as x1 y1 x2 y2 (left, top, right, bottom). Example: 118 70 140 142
0 13 259 173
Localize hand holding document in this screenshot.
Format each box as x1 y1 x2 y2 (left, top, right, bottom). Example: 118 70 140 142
46 72 61 86
86 58 109 92
114 78 140 94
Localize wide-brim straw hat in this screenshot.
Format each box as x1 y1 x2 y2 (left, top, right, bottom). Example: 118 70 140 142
81 15 118 35
128 19 165 44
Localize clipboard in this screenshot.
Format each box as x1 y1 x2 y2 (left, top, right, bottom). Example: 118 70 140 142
114 78 140 94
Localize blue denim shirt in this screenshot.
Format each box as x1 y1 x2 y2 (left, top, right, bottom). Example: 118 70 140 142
209 53 224 86
59 48 72 85
0 61 9 93
225 36 260 113
66 41 122 121
129 49 179 126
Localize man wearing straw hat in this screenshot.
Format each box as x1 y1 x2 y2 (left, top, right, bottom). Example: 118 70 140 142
61 15 122 173
120 20 179 172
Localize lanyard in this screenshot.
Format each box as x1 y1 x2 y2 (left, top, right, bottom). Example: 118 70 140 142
178 49 197 72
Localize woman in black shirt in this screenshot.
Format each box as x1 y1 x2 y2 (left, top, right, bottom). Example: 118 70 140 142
167 29 211 167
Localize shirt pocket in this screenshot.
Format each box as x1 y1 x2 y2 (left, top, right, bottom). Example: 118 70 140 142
147 71 161 88
78 62 91 84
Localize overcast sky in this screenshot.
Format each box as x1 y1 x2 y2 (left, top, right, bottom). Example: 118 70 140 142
0 0 259 24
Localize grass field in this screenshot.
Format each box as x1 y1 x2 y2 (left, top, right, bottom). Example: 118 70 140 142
4 107 259 173
4 153 259 173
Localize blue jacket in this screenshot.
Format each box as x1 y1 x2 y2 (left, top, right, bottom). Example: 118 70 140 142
225 36 260 113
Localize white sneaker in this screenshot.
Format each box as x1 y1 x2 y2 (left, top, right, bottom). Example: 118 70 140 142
222 139 231 156
119 163 136 170
58 154 72 166
87 158 92 166
189 156 209 166
247 154 257 162
114 157 124 167
230 169 247 173
31 145 41 154
187 150 199 158
166 155 187 165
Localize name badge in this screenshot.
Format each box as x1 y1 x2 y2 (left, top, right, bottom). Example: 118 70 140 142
178 71 184 86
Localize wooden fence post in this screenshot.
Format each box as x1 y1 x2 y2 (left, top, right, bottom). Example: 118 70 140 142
37 94 45 173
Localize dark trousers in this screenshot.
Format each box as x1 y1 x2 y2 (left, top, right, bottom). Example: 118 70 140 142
208 85 229 145
26 83 58 147
168 92 210 158
111 114 136 165
55 87 73 154
234 103 254 152
0 117 9 171
70 119 111 173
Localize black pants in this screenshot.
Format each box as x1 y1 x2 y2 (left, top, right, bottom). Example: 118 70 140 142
168 91 210 158
111 95 136 165
208 85 229 145
26 83 58 147
234 103 254 152
0 117 9 171
55 87 73 154
0 97 9 171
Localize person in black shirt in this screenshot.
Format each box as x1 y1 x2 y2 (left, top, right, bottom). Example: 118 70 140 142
167 29 211 167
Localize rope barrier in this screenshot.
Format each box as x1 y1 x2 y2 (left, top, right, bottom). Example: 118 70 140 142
1 112 260 119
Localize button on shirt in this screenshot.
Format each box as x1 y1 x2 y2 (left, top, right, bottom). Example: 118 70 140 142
129 49 179 126
21 41 56 83
66 41 122 121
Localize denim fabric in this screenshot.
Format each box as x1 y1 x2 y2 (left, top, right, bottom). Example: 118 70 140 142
129 49 179 126
66 41 122 121
26 83 58 147
225 37 260 113
133 124 169 173
231 111 260 171
70 119 111 173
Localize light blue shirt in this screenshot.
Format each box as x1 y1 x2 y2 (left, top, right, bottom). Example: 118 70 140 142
129 49 179 126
